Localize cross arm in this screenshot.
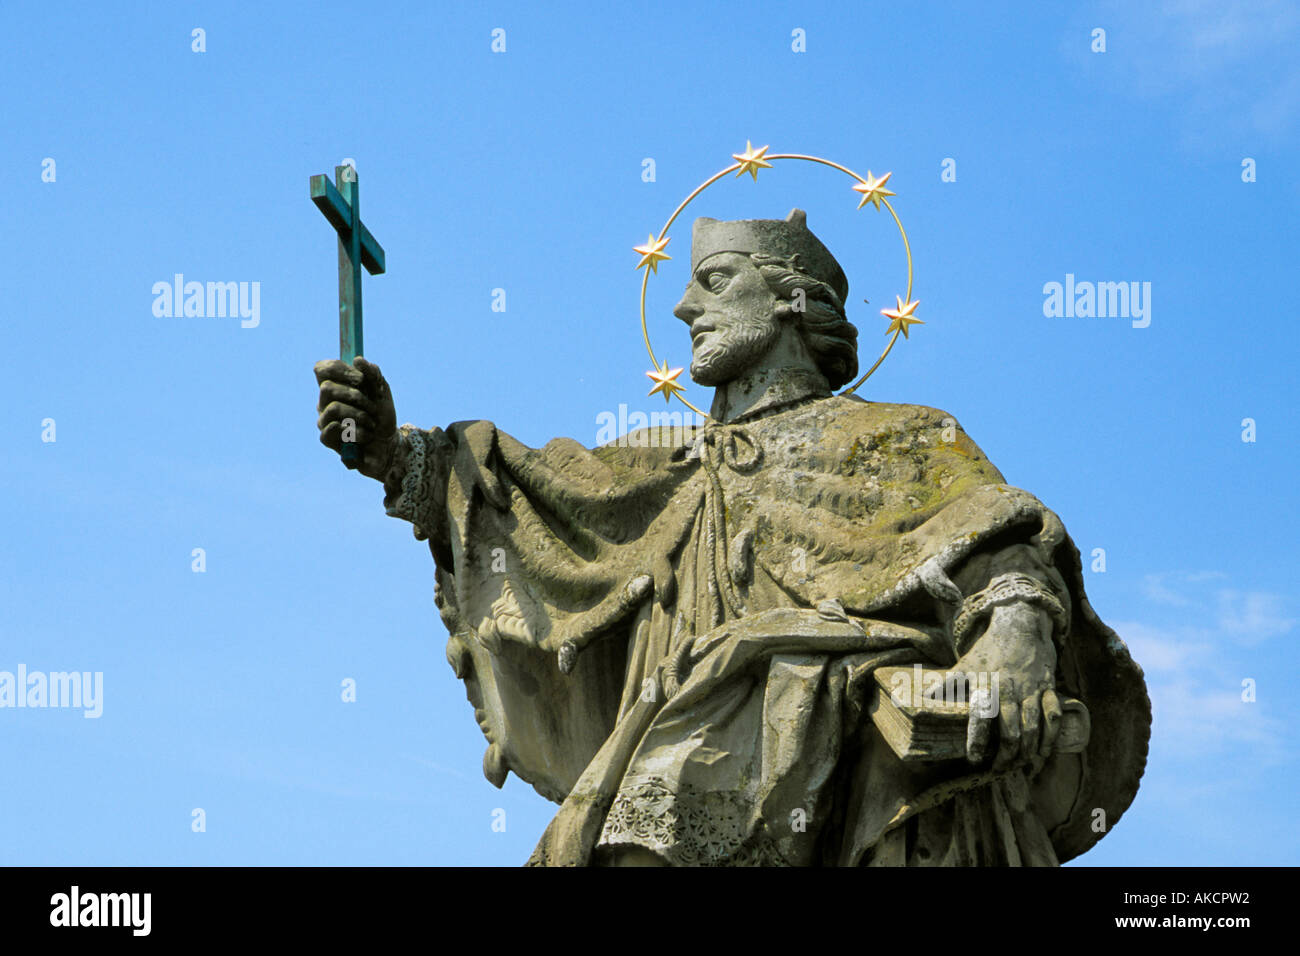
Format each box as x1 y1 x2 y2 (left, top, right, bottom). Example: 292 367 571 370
309 175 387 275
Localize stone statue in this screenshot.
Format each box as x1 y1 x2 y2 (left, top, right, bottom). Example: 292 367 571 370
314 209 1149 866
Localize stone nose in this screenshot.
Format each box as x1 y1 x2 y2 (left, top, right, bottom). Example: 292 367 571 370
673 289 703 323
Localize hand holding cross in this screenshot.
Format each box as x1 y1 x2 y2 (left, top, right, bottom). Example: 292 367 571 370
311 164 387 464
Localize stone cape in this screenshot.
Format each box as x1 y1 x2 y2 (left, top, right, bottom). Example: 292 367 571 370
385 392 1150 866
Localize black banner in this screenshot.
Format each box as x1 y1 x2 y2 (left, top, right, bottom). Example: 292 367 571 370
0 866 1279 942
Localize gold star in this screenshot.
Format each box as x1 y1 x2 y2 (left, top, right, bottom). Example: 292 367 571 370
881 296 923 338
853 170 896 211
732 141 773 181
633 234 672 273
646 360 686 403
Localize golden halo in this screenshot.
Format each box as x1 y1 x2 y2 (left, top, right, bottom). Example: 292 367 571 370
635 143 918 420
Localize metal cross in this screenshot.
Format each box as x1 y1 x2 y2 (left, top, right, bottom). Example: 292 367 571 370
310 164 386 462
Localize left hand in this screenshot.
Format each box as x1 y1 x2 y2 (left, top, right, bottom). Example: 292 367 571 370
958 601 1060 769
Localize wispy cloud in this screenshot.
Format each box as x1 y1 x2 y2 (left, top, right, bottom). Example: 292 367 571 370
1113 571 1294 763
400 751 476 783
1138 572 1295 645
1216 589 1297 644
1118 619 1212 670
1080 0 1300 141
1141 570 1225 608
1158 0 1299 63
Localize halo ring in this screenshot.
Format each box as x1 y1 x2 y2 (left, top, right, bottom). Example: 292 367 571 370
637 148 915 419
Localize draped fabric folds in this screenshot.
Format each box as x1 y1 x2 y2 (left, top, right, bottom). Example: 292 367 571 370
384 393 1149 865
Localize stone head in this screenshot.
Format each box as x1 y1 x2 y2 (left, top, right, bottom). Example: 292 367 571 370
672 209 859 389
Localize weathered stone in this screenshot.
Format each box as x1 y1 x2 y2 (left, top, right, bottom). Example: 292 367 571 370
313 209 1149 866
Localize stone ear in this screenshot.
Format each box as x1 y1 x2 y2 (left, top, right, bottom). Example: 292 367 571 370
786 209 807 227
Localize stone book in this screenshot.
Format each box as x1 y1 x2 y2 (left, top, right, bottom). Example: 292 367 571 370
870 666 1091 763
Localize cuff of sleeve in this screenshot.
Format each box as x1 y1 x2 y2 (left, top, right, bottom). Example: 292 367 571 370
951 572 1069 654
384 425 434 540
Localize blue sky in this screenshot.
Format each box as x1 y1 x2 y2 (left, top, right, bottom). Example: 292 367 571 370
3 0 1297 865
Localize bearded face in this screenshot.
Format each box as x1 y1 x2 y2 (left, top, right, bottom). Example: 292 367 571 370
673 252 784 387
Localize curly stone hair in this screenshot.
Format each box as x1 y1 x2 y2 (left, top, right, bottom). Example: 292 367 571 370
749 253 859 390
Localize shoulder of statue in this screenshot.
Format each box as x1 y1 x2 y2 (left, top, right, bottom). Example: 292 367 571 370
781 395 1005 484
788 394 967 436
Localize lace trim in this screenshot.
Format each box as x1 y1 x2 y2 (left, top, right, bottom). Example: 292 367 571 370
384 426 437 541
951 572 1068 653
597 777 789 866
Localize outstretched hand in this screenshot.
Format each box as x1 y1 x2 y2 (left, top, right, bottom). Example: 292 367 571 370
315 356 398 480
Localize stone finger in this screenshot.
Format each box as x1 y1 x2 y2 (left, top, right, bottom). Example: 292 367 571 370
1020 693 1041 761
995 697 1021 770
317 401 375 432
354 356 385 390
966 699 992 765
1040 688 1063 758
319 420 343 451
314 359 364 387
318 380 379 416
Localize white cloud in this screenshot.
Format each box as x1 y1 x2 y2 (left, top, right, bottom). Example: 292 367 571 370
1110 572 1293 762
1108 621 1288 762
1082 0 1300 141
1135 573 1294 646
1216 589 1297 644
1141 570 1225 608
1115 619 1210 671
1163 0 1299 59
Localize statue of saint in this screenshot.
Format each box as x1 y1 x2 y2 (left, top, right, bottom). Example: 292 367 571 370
314 209 1149 866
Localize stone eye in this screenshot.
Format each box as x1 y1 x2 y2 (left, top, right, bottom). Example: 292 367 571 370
705 271 729 293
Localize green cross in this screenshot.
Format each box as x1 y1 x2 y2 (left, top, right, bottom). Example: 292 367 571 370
310 164 386 462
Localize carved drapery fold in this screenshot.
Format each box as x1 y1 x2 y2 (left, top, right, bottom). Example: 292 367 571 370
382 396 1149 865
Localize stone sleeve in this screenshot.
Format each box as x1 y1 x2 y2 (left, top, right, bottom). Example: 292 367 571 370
948 543 1072 656
382 424 452 542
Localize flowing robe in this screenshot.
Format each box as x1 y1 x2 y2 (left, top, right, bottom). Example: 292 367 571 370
384 388 1150 866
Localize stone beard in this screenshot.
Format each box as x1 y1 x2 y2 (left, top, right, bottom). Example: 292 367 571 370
373 211 1149 867
689 305 780 385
